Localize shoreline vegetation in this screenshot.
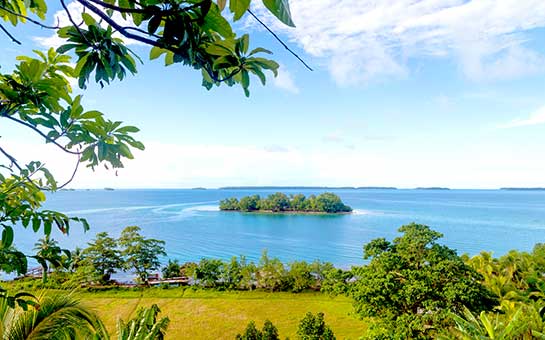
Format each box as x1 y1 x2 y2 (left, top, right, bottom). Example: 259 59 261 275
219 192 353 214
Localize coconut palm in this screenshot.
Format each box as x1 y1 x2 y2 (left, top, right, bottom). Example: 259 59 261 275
116 304 169 340
447 305 545 340
1 292 108 340
33 236 67 283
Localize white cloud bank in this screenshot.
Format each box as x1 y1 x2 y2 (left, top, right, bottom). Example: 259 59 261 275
499 106 545 128
4 140 545 189
251 0 545 84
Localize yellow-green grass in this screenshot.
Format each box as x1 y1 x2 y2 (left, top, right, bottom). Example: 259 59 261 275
79 289 367 339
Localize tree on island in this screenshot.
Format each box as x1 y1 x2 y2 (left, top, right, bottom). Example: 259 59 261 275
0 0 299 308
219 192 352 213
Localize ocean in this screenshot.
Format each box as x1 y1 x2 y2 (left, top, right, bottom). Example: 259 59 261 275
13 188 545 267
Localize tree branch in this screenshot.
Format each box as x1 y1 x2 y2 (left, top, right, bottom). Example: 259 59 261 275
0 5 60 29
0 23 21 44
61 0 92 47
0 145 49 191
87 0 201 15
56 154 80 190
247 9 313 72
2 114 81 155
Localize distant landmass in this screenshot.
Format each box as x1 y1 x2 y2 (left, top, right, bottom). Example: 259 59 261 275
219 186 398 190
500 187 545 191
415 187 451 190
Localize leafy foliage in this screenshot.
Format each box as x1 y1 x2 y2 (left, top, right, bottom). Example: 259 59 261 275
162 259 182 279
119 226 166 284
350 223 498 339
32 235 70 283
0 291 108 339
82 231 123 284
297 312 336 340
0 0 294 97
236 319 280 340
116 304 170 340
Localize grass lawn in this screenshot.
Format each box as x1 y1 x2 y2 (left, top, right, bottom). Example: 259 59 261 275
79 288 367 339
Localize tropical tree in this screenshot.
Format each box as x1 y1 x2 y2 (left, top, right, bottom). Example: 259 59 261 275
119 226 166 284
191 258 224 287
161 259 181 279
256 250 286 292
116 304 170 340
0 291 108 339
297 312 336 340
0 244 27 276
32 235 69 283
351 223 498 339
447 304 545 339
287 260 313 292
82 231 123 284
236 320 279 340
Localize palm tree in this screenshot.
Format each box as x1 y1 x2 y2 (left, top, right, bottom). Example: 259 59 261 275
33 236 67 283
116 304 169 340
447 305 545 339
1 292 108 339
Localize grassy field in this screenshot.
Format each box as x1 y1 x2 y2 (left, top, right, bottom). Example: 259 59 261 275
78 288 367 339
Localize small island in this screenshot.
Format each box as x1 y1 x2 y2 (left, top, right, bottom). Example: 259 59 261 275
219 192 352 214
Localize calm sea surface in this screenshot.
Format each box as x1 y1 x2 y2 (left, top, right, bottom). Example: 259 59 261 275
13 189 545 267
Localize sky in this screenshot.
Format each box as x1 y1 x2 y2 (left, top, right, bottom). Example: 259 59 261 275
1 0 545 189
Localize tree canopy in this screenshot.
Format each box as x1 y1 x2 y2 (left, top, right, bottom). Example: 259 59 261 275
350 223 498 339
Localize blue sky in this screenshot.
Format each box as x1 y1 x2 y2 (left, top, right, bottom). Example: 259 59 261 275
2 0 545 188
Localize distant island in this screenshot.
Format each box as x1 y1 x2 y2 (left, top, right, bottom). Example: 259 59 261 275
219 192 352 214
104 187 115 191
415 187 451 190
500 187 545 191
219 186 397 190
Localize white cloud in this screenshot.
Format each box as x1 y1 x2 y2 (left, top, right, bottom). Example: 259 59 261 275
251 0 545 84
34 1 140 49
499 106 545 128
3 139 545 189
273 65 299 93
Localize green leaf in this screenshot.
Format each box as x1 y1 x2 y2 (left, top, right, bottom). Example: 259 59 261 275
262 0 295 27
43 219 52 235
81 12 96 26
229 0 250 21
32 218 41 233
150 46 168 61
206 44 234 57
116 126 140 133
203 4 234 38
1 226 14 248
249 47 273 56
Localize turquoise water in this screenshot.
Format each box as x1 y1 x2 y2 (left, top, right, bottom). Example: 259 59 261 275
14 189 545 267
